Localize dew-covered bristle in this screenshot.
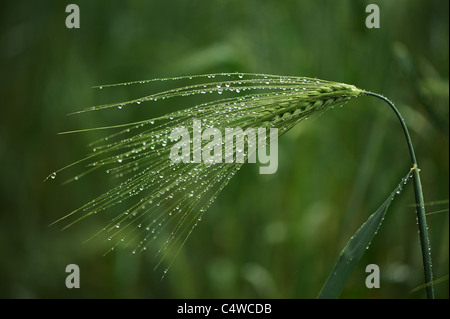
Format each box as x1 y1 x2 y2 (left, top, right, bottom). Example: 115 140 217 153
77 73 362 114
49 73 363 275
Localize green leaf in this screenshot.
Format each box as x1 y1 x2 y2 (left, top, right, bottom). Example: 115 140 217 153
317 170 413 299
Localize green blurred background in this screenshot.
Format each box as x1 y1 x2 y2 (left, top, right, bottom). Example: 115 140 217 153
0 0 448 299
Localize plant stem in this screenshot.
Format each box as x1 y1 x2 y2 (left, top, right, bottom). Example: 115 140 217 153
365 91 435 299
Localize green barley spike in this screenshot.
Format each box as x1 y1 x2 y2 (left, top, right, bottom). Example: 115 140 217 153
47 73 364 275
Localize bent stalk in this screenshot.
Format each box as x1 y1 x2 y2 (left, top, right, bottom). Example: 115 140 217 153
364 91 434 299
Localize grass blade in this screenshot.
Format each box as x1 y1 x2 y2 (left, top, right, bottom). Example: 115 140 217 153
317 170 413 299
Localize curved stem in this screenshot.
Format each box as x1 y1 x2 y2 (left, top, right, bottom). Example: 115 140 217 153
364 91 434 299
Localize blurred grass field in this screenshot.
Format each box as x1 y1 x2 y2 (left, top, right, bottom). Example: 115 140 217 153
0 0 448 298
